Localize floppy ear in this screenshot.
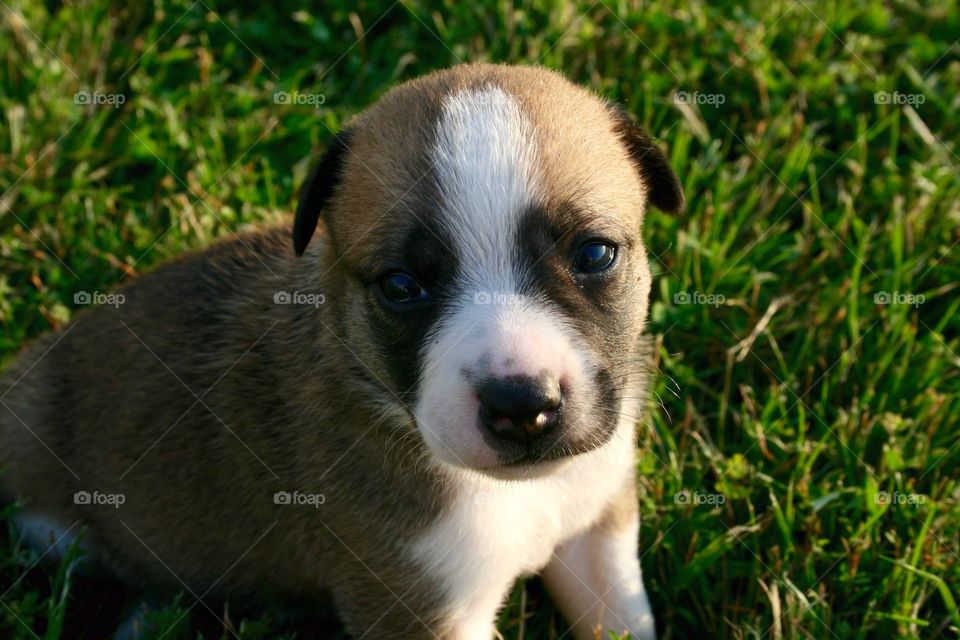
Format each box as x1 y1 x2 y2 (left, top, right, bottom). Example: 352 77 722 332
293 131 352 256
609 107 685 214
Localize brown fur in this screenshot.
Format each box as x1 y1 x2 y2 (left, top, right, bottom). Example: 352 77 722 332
321 64 650 271
0 64 679 638
1 226 449 635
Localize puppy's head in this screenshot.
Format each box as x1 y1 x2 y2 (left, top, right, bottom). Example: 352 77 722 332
294 64 683 476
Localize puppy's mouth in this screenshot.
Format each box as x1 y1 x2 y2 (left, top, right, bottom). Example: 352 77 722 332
484 422 615 470
502 451 552 467
470 433 612 479
478 451 569 479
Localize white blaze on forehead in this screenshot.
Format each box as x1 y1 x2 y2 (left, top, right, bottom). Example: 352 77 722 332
414 85 595 471
431 85 541 293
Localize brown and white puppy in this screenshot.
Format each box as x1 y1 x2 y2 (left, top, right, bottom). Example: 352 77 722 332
0 64 683 639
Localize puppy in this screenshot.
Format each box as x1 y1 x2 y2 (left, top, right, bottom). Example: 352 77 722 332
0 63 683 639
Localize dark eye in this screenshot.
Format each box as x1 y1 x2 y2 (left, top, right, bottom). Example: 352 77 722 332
379 271 429 304
573 242 617 273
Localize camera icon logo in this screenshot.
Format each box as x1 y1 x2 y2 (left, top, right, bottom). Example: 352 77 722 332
74 291 92 305
74 490 92 505
273 491 292 505
74 90 91 105
473 491 495 507
874 491 890 505
673 490 690 504
274 291 292 304
673 291 691 304
474 290 492 304
273 91 291 105
874 291 890 304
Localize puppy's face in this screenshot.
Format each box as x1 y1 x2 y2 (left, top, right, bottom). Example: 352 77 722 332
294 65 683 475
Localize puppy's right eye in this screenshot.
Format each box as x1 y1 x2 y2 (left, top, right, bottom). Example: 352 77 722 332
379 271 429 304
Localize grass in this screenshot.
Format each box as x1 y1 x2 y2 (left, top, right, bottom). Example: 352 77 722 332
1 0 958 638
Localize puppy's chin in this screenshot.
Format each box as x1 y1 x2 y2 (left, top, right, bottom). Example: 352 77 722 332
427 446 572 481
474 456 571 480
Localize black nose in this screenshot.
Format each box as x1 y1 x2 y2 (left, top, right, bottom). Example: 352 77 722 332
478 375 562 442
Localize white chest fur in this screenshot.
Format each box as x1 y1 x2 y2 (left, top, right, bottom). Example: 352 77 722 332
408 419 637 637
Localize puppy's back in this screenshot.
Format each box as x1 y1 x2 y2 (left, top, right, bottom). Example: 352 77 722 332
0 226 309 590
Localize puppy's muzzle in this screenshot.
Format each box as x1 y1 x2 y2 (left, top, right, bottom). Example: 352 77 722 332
478 374 562 444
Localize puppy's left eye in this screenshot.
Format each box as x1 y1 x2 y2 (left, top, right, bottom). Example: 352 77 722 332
572 241 617 273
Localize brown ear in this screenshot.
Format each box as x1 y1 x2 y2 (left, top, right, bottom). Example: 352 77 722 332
293 131 352 256
609 107 685 214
